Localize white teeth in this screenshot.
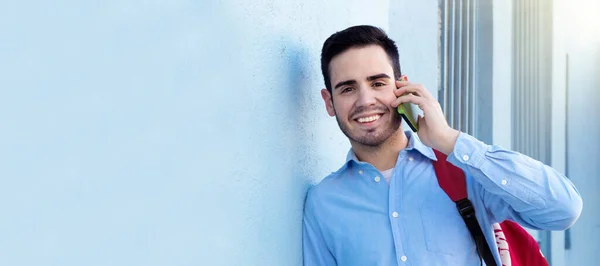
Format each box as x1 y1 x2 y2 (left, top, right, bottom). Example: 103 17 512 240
357 115 381 123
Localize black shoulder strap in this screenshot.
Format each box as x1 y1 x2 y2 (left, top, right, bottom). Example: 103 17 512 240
431 149 497 266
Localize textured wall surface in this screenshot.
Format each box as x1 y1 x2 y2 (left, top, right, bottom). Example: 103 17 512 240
0 1 437 265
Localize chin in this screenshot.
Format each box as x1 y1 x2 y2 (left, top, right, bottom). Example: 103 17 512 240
352 133 390 147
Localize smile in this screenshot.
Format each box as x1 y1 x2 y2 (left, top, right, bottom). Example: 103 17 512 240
356 114 382 123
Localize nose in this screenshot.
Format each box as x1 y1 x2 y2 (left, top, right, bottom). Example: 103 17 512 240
356 85 377 107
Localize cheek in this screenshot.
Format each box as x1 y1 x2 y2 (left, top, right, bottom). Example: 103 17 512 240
332 99 353 116
378 89 397 106
334 103 350 116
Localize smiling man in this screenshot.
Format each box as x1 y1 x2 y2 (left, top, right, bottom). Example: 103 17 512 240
302 25 583 266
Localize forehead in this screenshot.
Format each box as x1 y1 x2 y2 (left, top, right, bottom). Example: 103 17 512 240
329 45 394 85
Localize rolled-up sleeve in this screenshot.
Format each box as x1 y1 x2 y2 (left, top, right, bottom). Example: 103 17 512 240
303 189 336 266
447 132 583 230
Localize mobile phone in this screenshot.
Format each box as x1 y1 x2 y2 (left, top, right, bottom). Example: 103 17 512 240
397 101 420 132
396 76 420 132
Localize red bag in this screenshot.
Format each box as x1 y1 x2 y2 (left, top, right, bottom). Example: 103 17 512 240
432 149 549 266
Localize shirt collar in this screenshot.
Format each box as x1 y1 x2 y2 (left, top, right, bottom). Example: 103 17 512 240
344 130 438 167
405 130 438 161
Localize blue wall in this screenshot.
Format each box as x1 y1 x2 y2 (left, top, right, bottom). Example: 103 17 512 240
0 1 438 265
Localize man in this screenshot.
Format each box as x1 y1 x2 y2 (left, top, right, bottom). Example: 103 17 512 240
302 25 582 266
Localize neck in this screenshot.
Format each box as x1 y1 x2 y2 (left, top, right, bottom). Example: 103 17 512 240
350 129 409 171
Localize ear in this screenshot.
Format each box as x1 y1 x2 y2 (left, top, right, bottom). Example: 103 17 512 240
320 88 335 117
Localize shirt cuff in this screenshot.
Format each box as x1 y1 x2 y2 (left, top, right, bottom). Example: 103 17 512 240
447 132 488 169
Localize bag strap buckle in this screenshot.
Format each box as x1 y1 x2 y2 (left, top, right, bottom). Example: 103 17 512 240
456 198 475 219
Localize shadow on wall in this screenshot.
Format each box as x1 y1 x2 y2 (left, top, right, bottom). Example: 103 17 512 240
214 29 318 264
284 38 314 184
252 36 315 263
198 2 325 264
197 4 317 264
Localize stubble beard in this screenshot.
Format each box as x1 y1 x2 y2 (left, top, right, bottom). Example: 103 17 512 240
335 106 403 147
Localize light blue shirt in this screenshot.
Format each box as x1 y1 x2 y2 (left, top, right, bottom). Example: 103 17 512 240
303 131 582 266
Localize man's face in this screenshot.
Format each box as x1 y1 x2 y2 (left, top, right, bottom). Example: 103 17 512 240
321 45 402 147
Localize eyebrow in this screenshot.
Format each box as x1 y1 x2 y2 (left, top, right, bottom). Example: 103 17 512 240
367 73 391 81
333 73 392 90
334 79 357 90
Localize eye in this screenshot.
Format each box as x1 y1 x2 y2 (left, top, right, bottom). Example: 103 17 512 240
341 87 354 93
373 82 386 87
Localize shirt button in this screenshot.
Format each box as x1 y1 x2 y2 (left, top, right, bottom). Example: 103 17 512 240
374 176 381 182
408 156 414 161
392 212 399 218
501 179 508 185
462 154 470 161
358 170 363 175
401 255 407 262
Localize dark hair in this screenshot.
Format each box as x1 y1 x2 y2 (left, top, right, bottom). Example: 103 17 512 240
320 25 402 93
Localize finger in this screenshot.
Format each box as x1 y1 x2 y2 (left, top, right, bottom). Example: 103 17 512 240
395 80 410 88
394 84 425 98
415 84 435 100
390 93 427 108
395 84 434 100
394 84 425 97
394 81 411 96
